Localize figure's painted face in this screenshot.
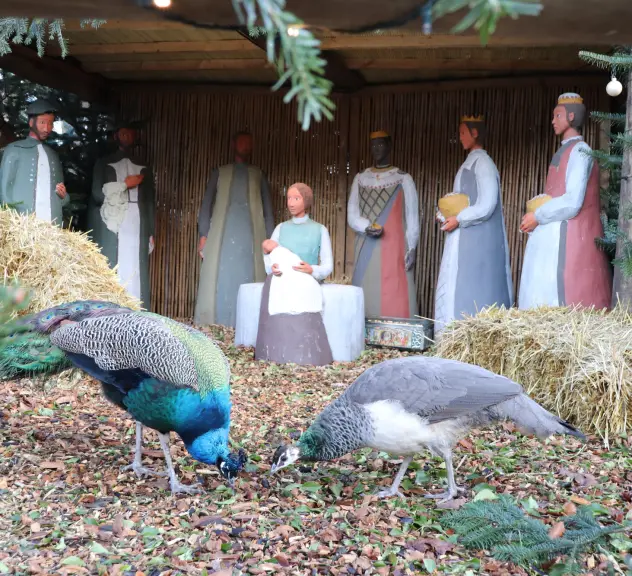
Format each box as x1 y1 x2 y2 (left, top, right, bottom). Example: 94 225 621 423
458 123 477 151
370 137 391 165
552 105 571 136
270 445 300 474
287 186 306 217
235 134 253 158
29 113 55 141
117 128 137 149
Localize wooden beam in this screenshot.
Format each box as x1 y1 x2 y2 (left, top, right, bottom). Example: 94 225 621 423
346 58 587 71
0 45 110 104
82 58 271 73
320 35 610 50
58 40 257 55
236 29 365 93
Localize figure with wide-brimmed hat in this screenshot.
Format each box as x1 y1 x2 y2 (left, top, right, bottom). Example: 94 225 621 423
0 98 68 225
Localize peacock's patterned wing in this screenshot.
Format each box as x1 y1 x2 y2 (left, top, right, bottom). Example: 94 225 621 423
139 312 231 395
49 311 230 396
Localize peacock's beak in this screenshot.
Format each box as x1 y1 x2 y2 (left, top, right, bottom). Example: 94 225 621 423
228 476 236 489
270 463 278 475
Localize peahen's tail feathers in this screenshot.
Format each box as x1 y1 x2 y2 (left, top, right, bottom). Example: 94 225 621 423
493 393 587 442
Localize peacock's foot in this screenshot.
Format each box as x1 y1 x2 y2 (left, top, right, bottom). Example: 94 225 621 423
376 487 407 500
122 462 168 478
169 479 203 496
423 485 466 503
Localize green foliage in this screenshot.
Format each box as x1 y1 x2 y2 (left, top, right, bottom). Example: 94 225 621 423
0 18 105 58
433 0 542 45
443 495 624 574
234 0 335 131
578 47 632 277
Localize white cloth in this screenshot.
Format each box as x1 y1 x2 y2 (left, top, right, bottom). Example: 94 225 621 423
518 136 594 309
34 144 51 222
263 215 334 281
100 182 128 233
265 246 324 316
107 158 145 301
347 167 420 253
435 149 512 334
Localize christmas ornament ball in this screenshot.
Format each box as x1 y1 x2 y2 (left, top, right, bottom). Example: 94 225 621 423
606 77 623 97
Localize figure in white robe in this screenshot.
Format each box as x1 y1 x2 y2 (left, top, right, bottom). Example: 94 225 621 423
435 117 513 336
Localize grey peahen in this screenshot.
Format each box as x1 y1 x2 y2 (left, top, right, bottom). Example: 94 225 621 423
0 287 245 495
271 356 586 502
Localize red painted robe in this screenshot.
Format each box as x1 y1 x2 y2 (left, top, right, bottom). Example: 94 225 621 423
347 167 420 318
518 137 611 309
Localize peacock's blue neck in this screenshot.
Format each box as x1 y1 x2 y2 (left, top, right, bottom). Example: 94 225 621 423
184 427 230 465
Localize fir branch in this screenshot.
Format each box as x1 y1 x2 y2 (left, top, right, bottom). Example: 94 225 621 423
0 18 106 58
583 148 624 170
579 49 632 73
590 111 627 126
432 0 542 45
442 495 623 574
234 0 335 131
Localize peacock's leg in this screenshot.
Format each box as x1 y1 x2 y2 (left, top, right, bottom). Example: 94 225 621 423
122 421 167 478
157 431 203 495
423 448 466 503
376 456 413 499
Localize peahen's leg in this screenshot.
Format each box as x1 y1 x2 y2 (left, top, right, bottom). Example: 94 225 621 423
122 421 167 478
157 431 203 495
424 447 466 503
376 456 413 499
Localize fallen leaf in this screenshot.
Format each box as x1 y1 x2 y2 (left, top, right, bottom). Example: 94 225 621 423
562 502 577 516
548 522 565 539
570 495 591 506
40 461 65 470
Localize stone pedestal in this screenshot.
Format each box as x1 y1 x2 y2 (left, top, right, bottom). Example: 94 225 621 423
235 282 365 362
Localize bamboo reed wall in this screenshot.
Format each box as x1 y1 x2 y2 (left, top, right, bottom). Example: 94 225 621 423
117 78 605 320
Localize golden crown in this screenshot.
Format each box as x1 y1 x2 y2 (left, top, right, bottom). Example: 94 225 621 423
370 130 390 140
460 114 485 123
558 92 583 105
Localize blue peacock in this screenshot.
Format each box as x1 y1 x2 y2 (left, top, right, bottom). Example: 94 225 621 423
0 289 245 495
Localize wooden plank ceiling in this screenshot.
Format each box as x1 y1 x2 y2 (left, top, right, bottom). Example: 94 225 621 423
26 19 601 88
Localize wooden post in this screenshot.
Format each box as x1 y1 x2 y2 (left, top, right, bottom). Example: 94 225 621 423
612 73 632 308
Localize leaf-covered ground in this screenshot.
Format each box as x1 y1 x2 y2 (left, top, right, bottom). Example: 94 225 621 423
1 326 631 576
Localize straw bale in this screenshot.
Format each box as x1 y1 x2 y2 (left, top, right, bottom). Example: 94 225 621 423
432 305 632 445
0 209 141 315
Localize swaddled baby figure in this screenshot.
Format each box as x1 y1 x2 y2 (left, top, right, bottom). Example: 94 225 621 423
261 239 323 315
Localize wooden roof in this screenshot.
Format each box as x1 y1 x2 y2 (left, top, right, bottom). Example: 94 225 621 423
0 1 624 102
1 0 631 43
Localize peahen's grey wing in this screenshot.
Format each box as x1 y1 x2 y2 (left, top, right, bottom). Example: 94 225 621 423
344 356 523 424
49 312 200 390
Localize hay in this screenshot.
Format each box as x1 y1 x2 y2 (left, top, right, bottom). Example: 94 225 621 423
432 305 632 445
0 209 141 315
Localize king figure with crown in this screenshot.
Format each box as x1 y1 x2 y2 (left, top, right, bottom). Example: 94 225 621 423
518 93 612 310
347 130 420 319
434 114 513 336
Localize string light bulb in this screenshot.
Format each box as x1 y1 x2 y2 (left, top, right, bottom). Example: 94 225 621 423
287 26 300 37
606 75 623 97
153 0 171 8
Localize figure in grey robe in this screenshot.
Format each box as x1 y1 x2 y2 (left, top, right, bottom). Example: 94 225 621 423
0 98 68 224
89 122 156 309
435 117 513 336
194 132 275 328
